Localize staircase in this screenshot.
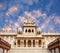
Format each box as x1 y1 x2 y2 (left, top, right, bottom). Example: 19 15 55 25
8 47 51 53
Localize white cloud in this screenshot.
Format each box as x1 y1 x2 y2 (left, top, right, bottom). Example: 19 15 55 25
40 17 51 29
24 11 35 19
33 10 46 18
18 16 27 23
6 5 18 16
54 16 60 24
46 0 53 12
24 10 46 19
14 22 19 28
20 0 39 5
0 4 4 9
2 26 12 32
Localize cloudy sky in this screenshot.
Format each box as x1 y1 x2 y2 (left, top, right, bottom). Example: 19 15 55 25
0 0 60 32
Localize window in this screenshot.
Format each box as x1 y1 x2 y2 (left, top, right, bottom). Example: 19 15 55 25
24 40 26 47
25 29 27 32
32 29 34 32
28 29 31 32
33 40 35 47
28 40 31 47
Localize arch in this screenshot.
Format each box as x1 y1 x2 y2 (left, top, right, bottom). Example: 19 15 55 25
28 29 31 32
17 40 20 47
28 40 31 47
32 29 34 32
24 40 26 47
33 40 35 47
39 40 41 47
25 29 27 32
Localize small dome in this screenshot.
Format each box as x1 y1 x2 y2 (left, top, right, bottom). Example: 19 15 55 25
37 28 41 34
17 28 22 34
18 28 22 31
37 28 41 31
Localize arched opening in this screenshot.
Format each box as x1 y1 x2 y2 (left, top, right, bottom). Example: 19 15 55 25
25 29 27 32
28 40 31 47
39 40 41 47
24 40 26 47
17 40 20 47
33 40 35 47
28 29 31 32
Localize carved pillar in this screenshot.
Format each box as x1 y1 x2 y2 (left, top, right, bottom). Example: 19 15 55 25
20 40 24 47
41 40 44 48
26 40 28 47
31 40 33 47
3 49 4 53
6 50 8 53
35 40 38 47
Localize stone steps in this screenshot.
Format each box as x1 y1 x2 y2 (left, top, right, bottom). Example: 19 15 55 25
8 48 51 53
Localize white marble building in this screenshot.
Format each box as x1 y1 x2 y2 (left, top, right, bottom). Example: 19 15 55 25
0 18 60 53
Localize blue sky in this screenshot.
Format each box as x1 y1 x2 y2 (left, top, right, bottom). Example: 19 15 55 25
0 0 60 32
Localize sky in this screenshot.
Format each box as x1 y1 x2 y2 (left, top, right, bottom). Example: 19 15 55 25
0 0 60 33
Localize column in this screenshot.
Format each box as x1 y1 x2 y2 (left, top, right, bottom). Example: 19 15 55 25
35 40 38 47
6 50 8 53
22 40 24 47
20 40 24 47
41 40 44 48
31 40 33 47
26 40 28 47
3 49 4 53
4 49 7 53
